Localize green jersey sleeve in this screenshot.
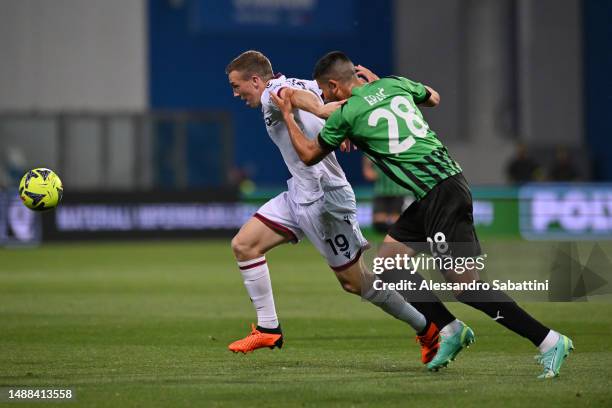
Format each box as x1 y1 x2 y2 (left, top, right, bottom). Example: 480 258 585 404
392 76 429 104
318 108 350 150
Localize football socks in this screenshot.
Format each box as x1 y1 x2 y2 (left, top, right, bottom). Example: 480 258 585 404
237 256 279 330
456 281 550 347
364 283 426 332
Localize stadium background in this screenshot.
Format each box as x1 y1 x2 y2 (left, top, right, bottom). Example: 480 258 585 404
1 1 611 407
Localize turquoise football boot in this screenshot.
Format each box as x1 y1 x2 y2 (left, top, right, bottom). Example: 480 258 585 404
537 334 574 379
426 322 475 371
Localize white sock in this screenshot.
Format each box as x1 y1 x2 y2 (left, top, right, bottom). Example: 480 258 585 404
238 256 279 329
364 285 426 333
440 319 464 337
538 330 560 353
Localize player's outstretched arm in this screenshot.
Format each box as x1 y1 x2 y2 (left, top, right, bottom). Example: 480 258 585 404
281 87 322 116
271 92 331 166
420 85 440 107
281 87 343 119
354 66 439 107
355 65 380 83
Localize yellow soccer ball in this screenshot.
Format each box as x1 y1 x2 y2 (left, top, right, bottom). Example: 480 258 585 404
19 168 64 211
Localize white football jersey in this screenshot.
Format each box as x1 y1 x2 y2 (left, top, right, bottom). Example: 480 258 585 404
260 75 349 204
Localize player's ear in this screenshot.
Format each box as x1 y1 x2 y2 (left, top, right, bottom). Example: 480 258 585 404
250 75 260 87
330 80 343 98
328 79 338 92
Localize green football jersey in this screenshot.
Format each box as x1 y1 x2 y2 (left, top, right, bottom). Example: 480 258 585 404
319 76 461 199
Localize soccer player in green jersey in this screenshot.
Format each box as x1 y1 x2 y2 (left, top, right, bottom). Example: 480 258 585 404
270 51 573 378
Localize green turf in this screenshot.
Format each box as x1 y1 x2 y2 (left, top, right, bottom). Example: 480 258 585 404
1 240 611 407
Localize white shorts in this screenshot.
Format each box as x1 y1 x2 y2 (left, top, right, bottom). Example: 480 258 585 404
254 186 369 270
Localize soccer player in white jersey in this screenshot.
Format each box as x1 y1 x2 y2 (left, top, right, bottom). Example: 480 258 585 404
225 50 441 362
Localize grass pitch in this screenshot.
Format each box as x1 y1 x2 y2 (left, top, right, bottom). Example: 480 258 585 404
1 239 611 407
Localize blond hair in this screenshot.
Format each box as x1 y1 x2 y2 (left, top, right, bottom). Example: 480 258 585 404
225 50 273 80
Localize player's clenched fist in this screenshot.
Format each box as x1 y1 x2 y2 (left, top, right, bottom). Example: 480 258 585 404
270 91 293 118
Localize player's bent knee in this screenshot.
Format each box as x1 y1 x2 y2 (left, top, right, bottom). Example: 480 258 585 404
339 280 360 295
231 234 261 261
334 266 363 295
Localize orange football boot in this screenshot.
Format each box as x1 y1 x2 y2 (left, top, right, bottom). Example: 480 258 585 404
416 322 440 364
228 324 283 353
